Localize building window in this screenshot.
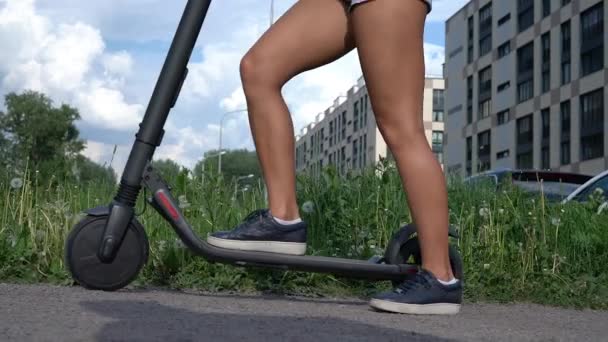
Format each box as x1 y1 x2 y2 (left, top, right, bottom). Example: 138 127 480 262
354 101 359 132
477 130 491 172
433 131 444 167
518 0 534 33
497 109 509 125
498 41 511 58
433 89 445 117
541 108 550 139
363 134 367 167
561 21 571 85
352 138 358 169
562 0 571 6
467 75 473 124
341 111 346 141
479 2 492 57
541 32 551 93
466 136 472 176
432 131 443 151
479 100 492 119
580 88 604 161
516 114 533 169
497 81 510 92
541 108 550 169
541 147 550 169
468 16 474 63
517 42 534 103
478 66 492 119
542 0 551 18
580 2 604 77
497 149 510 160
433 110 444 122
498 13 511 26
560 101 571 165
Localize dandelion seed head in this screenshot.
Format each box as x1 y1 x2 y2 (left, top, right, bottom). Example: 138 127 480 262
479 207 490 218
10 178 23 189
302 201 314 213
483 263 490 270
551 217 561 226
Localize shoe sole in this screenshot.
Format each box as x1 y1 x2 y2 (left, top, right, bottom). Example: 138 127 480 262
369 299 461 315
207 235 307 256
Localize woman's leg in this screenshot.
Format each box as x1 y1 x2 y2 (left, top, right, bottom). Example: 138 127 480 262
350 0 461 314
207 0 356 255
240 0 355 221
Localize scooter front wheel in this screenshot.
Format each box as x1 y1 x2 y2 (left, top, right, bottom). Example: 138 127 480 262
64 214 149 291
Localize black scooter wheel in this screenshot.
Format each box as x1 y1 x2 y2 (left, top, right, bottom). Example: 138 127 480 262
64 215 149 291
385 235 463 287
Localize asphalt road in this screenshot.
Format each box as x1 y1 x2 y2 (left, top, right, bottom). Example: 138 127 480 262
1 283 607 341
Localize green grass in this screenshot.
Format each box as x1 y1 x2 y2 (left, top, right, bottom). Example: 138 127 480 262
1 160 607 310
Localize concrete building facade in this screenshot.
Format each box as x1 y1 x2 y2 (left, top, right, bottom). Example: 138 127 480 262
444 0 607 177
295 76 446 177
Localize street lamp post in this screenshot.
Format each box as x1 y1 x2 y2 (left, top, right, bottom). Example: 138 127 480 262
234 174 255 199
218 108 248 174
201 150 226 184
270 0 274 27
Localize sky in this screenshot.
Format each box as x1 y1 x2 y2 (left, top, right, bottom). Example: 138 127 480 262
0 0 469 175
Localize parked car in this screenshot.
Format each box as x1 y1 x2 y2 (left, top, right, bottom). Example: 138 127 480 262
562 169 608 204
464 168 593 202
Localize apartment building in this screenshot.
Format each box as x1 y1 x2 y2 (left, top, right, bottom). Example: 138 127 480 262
295 76 446 177
444 0 607 177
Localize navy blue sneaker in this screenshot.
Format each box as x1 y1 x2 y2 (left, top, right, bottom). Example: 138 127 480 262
369 269 462 315
207 209 307 255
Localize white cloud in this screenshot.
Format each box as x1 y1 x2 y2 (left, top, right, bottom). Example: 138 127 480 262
0 0 142 132
220 86 246 112
74 83 143 130
424 42 446 76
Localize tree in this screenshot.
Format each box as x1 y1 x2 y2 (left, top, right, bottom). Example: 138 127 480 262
0 90 85 179
193 149 262 184
151 158 182 182
73 154 117 185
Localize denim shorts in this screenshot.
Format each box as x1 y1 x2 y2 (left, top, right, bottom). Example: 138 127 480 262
347 0 432 13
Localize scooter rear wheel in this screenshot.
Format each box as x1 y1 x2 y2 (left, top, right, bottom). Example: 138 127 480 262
384 231 463 287
64 215 149 291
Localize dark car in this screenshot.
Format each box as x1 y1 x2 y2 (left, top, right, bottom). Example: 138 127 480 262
464 168 593 202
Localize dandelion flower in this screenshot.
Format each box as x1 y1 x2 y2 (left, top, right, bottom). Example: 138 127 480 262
479 207 490 218
178 195 190 209
551 217 561 226
10 178 23 189
302 201 314 213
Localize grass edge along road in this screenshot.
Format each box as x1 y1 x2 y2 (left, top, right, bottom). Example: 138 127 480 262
1 159 607 310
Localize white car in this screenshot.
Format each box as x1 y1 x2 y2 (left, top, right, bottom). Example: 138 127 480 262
562 169 608 204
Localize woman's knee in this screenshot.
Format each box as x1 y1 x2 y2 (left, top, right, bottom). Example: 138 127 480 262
240 49 284 91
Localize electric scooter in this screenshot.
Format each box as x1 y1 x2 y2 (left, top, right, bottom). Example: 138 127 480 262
64 0 462 291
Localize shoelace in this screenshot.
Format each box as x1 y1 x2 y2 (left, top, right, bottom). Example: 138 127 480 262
395 272 431 293
243 209 268 222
